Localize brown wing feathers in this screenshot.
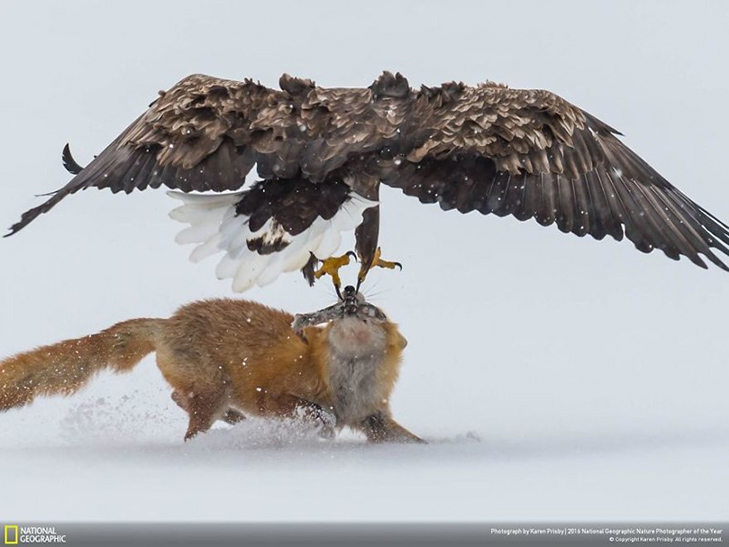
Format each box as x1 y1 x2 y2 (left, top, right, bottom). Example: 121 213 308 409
236 178 351 238
386 144 729 270
7 71 729 273
378 82 729 270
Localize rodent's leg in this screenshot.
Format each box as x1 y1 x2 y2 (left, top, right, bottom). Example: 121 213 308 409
359 413 426 444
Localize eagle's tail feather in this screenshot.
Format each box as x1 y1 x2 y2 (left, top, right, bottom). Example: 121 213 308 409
167 191 376 292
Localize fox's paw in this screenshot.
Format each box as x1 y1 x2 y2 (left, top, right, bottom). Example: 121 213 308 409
318 424 336 440
294 402 337 440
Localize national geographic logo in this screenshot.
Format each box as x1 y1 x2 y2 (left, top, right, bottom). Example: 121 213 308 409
3 526 17 545
3 526 66 544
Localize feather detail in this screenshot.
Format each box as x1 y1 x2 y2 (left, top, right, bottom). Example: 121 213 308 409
168 191 377 292
6 71 729 274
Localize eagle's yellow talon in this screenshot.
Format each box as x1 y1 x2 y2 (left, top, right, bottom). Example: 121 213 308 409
357 247 403 287
371 247 402 271
314 251 356 296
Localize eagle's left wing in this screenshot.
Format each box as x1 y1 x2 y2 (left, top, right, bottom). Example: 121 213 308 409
381 83 729 270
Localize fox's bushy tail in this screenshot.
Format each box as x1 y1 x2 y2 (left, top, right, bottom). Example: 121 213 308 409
0 318 166 411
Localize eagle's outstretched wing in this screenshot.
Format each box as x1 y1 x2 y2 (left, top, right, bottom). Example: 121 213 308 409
8 72 729 288
378 82 729 270
7 75 293 234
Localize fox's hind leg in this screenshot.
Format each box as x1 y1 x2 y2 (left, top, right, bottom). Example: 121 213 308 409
181 388 229 441
158 352 231 440
221 409 246 424
170 389 187 411
171 390 245 425
167 386 228 440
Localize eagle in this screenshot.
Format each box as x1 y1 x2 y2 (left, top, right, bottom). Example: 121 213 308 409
7 71 729 293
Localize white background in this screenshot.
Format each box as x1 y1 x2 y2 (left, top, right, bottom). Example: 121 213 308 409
1 0 728 522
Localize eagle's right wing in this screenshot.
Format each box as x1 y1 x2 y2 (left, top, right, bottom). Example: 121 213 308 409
7 73 386 236
7 75 274 235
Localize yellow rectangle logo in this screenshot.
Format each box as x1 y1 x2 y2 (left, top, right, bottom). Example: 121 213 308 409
4 525 18 545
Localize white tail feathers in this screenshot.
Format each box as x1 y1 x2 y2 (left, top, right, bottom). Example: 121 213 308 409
168 191 377 292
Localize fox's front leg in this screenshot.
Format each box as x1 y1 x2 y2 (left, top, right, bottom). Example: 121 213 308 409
258 393 337 439
360 413 425 444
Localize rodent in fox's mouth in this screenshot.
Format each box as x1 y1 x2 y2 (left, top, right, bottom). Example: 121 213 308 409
291 286 388 333
342 285 359 316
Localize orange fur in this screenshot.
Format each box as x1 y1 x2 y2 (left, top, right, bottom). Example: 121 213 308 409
0 319 163 411
0 299 421 443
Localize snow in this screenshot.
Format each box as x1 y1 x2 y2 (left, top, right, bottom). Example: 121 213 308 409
2 0 729 526
2 363 728 522
2 411 726 523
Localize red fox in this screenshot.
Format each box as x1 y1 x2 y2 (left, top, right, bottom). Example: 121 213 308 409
0 286 423 443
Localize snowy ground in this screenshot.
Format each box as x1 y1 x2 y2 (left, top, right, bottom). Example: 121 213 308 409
3 365 728 522
2 0 729 525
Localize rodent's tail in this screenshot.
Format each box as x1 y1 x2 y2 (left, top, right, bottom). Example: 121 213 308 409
0 318 166 411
